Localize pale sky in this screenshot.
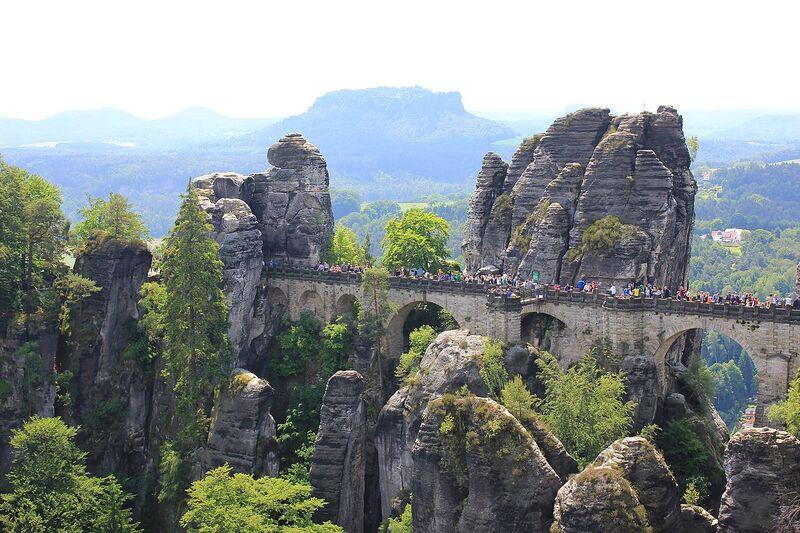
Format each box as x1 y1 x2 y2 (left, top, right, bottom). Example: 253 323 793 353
2 0 798 120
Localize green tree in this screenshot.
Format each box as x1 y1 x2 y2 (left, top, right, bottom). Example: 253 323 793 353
769 372 800 436
71 192 150 248
501 375 540 421
386 502 412 532
382 208 450 271
687 135 700 162
357 267 394 346
180 465 342 532
0 416 139 532
326 225 365 264
160 189 231 447
534 349 635 467
0 163 69 322
395 325 437 384
478 338 508 399
656 420 711 503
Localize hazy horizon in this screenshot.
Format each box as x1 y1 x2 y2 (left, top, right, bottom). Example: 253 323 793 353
3 1 800 120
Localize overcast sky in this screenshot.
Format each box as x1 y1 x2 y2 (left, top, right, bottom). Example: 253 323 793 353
2 0 798 120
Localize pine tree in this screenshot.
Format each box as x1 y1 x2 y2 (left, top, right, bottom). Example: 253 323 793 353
160 189 231 447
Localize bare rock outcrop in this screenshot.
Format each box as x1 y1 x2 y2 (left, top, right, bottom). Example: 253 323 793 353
202 368 278 477
680 504 718 532
251 133 334 265
309 370 367 533
191 133 334 367
462 106 696 293
553 436 703 533
412 395 562 532
58 235 152 477
375 330 576 519
718 427 800 532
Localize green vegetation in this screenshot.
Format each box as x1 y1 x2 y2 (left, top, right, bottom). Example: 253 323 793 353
157 188 231 448
769 372 800 437
0 417 139 532
357 267 393 347
181 465 342 532
385 502 412 532
71 192 150 249
656 420 711 505
534 349 635 468
477 338 508 399
501 375 539 421
325 225 367 265
395 325 437 384
688 228 800 299
382 208 451 272
687 136 700 162
267 313 353 477
0 159 68 324
571 215 639 260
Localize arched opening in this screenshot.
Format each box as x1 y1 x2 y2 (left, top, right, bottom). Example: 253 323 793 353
401 302 458 352
335 293 358 322
384 301 460 385
700 330 759 430
521 312 570 354
657 328 759 431
299 290 323 318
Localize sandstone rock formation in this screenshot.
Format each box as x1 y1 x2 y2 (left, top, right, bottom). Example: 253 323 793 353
192 133 335 366
680 504 718 532
412 395 562 532
202 368 278 477
309 370 367 533
552 436 718 533
718 427 800 532
375 330 576 518
462 106 696 292
58 235 152 476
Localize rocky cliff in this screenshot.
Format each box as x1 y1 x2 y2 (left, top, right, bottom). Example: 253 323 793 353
192 133 334 367
58 235 153 478
462 106 696 290
310 370 367 533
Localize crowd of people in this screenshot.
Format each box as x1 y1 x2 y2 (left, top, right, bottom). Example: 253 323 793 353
269 260 800 310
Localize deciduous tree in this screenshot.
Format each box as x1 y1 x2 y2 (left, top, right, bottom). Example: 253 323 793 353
381 208 450 271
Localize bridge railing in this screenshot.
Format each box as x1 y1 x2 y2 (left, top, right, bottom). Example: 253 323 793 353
267 267 800 323
519 288 800 323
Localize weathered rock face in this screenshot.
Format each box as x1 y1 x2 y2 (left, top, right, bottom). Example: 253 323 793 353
251 133 334 265
718 427 800 532
592 437 682 531
309 370 366 533
462 106 696 292
375 330 488 518
191 133 334 367
58 235 152 476
553 466 651 533
375 330 576 519
201 368 278 477
412 396 562 533
554 437 683 533
680 504 718 533
193 183 264 366
0 319 58 472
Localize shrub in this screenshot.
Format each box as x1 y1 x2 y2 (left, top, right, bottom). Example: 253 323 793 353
395 325 436 384
478 338 508 399
656 420 711 502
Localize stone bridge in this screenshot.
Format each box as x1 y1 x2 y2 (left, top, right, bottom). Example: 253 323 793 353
266 267 800 424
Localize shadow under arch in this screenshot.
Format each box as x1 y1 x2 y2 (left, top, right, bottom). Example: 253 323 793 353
334 293 358 321
299 289 323 319
520 311 573 354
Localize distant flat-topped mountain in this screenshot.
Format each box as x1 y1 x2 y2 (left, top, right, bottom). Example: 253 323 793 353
220 86 516 183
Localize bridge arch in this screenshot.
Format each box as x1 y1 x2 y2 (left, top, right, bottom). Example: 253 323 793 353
335 293 358 321
652 317 785 427
299 289 323 319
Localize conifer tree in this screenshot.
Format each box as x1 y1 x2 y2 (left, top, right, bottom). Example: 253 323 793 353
160 189 231 447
